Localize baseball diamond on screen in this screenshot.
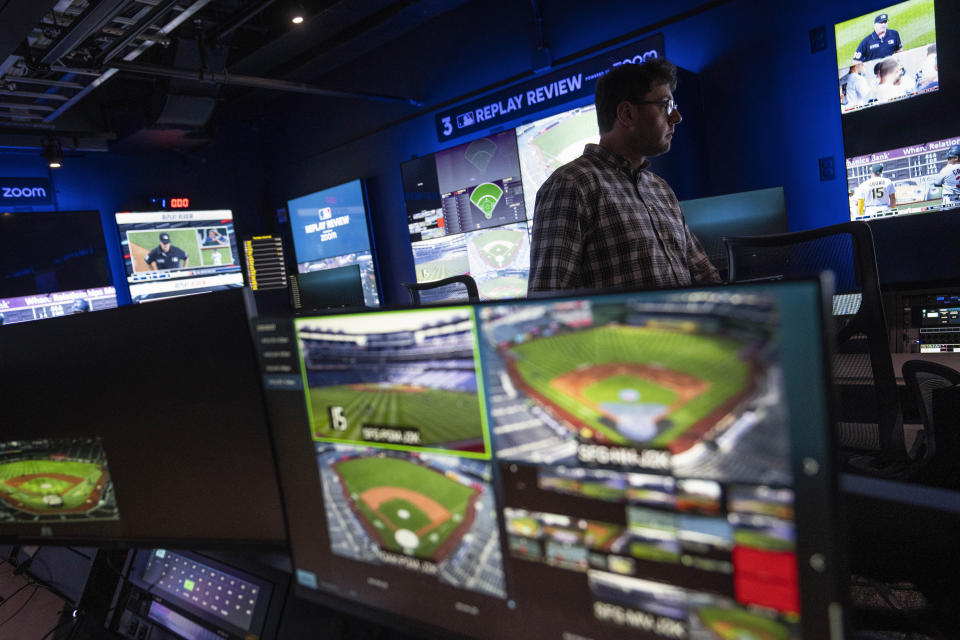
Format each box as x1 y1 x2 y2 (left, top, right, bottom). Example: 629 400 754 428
505 323 751 449
296 308 491 457
0 437 119 522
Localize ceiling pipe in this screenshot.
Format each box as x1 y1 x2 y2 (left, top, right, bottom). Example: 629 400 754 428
108 59 423 106
40 0 134 66
96 0 183 66
214 0 279 42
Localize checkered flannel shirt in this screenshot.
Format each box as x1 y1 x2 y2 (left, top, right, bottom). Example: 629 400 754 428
528 144 720 293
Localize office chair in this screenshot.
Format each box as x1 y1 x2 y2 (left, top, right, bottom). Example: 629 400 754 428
901 359 960 485
401 274 480 306
723 221 913 475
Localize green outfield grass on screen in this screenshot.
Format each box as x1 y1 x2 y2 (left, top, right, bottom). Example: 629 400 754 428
835 0 936 68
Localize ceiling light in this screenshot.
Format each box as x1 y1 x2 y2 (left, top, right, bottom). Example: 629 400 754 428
289 2 306 24
41 138 63 169
291 15 304 24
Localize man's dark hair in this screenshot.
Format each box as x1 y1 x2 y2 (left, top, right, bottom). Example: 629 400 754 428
595 59 678 133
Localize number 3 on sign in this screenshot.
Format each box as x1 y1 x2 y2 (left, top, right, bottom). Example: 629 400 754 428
442 116 453 136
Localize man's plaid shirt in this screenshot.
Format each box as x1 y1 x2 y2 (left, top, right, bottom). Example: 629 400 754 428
528 144 720 292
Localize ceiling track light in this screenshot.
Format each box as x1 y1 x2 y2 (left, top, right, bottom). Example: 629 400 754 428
290 3 306 24
42 137 63 169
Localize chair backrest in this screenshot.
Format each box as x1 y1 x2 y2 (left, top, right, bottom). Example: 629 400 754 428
401 274 480 306
901 359 960 465
723 221 906 459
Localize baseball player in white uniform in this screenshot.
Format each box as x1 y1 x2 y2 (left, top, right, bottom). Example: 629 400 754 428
933 145 960 208
854 163 896 218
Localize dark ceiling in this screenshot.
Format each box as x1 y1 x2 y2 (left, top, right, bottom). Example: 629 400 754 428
0 0 469 153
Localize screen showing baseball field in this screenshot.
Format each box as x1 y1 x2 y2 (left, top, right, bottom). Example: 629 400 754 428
270 282 842 638
835 0 938 115
114 209 244 303
0 437 119 524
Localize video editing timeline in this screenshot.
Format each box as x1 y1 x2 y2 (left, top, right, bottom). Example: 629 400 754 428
257 282 841 639
114 210 244 302
111 549 275 640
0 286 117 325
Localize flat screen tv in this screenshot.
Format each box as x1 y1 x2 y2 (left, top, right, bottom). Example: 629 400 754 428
287 179 381 307
0 209 117 324
835 0 938 115
114 209 244 303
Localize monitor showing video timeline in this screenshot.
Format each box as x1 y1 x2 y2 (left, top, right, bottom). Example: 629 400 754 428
114 209 244 303
256 280 843 639
846 133 960 220
288 179 381 308
835 0 938 114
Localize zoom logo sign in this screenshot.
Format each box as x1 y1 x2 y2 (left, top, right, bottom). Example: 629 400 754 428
3 186 47 198
0 178 53 205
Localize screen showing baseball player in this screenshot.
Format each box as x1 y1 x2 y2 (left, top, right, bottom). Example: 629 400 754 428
114 209 244 303
835 0 938 114
846 134 960 220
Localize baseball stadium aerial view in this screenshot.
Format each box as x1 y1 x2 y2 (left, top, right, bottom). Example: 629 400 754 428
0 437 119 522
479 291 791 482
317 445 506 598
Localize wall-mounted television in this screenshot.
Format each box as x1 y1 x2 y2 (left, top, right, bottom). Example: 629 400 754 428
845 134 959 220
0 209 117 324
287 179 381 307
114 209 244 303
835 0 938 115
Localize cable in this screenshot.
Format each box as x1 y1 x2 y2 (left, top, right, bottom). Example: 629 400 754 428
0 580 37 610
40 613 80 640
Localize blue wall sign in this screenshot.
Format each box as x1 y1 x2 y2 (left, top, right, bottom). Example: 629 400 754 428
435 33 665 142
0 178 53 206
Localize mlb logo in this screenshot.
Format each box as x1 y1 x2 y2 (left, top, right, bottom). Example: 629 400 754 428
318 207 332 221
457 111 476 128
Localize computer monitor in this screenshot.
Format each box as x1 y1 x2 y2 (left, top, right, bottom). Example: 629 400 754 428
254 280 843 638
679 187 788 269
114 209 244 303
0 210 117 324
287 179 381 307
296 264 366 311
402 131 530 302
0 289 286 545
107 549 288 640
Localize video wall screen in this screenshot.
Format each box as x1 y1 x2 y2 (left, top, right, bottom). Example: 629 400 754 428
288 179 381 308
257 281 843 639
835 0 938 114
846 134 960 220
114 209 244 303
0 210 117 324
403 104 600 302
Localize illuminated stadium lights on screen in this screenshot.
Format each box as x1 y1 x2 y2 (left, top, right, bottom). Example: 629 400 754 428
835 0 938 115
845 134 960 220
287 179 381 307
113 209 244 303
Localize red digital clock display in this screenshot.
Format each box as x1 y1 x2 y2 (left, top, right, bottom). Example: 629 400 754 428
170 198 190 209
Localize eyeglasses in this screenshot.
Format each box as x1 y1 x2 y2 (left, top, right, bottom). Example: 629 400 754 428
634 98 679 115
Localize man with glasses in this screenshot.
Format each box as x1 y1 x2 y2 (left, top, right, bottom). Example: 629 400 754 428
528 59 719 292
